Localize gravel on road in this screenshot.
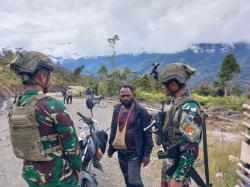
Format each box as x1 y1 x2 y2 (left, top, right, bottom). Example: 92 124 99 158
0 97 161 187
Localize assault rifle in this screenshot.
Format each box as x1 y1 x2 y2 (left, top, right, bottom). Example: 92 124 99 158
145 63 212 186
144 104 212 187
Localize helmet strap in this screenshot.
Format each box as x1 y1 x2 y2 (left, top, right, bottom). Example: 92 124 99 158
41 72 51 94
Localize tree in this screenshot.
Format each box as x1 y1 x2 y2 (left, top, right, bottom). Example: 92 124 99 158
98 65 108 80
219 54 240 96
121 67 132 81
73 65 84 77
108 34 119 72
196 83 212 96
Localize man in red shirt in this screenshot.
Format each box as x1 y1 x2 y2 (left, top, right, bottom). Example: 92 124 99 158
108 84 154 187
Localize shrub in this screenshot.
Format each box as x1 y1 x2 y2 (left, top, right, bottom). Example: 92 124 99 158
136 90 165 102
196 83 213 96
193 93 244 110
192 93 210 105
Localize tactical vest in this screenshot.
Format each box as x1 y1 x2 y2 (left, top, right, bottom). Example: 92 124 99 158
8 94 62 161
163 97 200 144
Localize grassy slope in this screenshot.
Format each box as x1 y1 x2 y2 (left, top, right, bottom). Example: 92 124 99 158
0 54 85 92
0 55 22 92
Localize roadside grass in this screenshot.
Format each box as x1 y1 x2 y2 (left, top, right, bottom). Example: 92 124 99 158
136 90 165 102
197 135 241 187
149 134 241 187
192 93 245 111
135 90 246 111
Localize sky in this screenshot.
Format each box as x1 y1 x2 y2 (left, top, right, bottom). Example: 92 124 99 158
1 0 250 58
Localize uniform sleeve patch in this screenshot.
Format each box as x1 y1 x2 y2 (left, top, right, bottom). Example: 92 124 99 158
179 111 202 143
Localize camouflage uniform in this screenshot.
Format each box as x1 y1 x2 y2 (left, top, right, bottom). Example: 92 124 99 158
9 51 81 187
156 63 202 187
156 92 201 187
19 90 81 187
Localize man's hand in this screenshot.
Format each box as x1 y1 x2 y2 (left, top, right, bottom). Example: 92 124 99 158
76 171 80 182
169 179 182 187
142 156 150 167
107 149 112 158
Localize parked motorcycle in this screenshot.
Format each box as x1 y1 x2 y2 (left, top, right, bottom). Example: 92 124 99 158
77 98 108 187
91 95 108 108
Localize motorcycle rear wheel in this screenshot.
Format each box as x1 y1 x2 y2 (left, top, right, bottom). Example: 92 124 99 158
98 98 108 108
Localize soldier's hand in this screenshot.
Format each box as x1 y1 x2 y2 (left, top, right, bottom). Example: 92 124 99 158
142 156 150 167
169 179 182 187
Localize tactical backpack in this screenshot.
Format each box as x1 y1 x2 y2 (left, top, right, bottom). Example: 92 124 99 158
8 94 62 161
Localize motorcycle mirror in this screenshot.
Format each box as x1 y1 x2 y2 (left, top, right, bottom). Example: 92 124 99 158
86 98 95 110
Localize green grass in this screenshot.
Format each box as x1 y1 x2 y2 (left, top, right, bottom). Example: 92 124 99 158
149 135 241 187
0 66 22 90
197 136 241 187
136 90 165 102
135 90 245 111
192 93 244 111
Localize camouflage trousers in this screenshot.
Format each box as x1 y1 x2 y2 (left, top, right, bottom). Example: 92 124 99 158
161 159 189 187
22 172 80 187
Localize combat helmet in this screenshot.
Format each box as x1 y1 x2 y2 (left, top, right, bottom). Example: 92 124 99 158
160 63 196 86
10 51 54 75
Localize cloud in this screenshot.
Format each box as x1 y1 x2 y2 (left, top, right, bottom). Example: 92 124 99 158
0 0 250 57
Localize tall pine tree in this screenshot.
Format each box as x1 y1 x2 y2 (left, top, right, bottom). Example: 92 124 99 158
219 54 240 96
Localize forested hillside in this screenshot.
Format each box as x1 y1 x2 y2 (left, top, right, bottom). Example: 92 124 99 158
58 42 250 87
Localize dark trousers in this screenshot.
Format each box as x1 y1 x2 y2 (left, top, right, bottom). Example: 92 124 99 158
63 95 67 104
118 150 144 187
67 95 72 104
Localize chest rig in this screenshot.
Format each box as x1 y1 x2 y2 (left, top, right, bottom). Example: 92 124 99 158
163 97 199 144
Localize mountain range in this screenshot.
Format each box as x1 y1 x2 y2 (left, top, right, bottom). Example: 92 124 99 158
53 42 250 87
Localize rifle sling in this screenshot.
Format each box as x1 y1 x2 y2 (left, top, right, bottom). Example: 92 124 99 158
188 167 209 187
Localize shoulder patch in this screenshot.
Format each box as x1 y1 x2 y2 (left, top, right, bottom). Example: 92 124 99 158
181 101 200 114
179 111 202 143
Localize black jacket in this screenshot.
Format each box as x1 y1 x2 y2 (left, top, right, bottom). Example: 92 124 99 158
108 101 154 161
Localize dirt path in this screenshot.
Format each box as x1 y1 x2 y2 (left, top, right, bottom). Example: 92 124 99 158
0 95 242 187
0 97 160 187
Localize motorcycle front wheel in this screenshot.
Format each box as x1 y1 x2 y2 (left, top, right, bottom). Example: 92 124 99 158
81 179 91 187
98 98 108 108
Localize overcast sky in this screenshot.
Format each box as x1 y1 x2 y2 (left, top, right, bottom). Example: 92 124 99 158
0 0 250 58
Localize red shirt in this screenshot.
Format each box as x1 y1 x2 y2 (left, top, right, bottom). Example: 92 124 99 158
118 106 136 150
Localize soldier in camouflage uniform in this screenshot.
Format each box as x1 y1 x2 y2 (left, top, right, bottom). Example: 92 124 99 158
155 63 202 187
9 51 81 187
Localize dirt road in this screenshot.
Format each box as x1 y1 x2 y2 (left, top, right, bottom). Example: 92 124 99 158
0 97 160 187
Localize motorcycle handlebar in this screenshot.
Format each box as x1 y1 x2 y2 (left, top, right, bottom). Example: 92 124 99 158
77 112 92 123
77 112 87 119
77 112 95 133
